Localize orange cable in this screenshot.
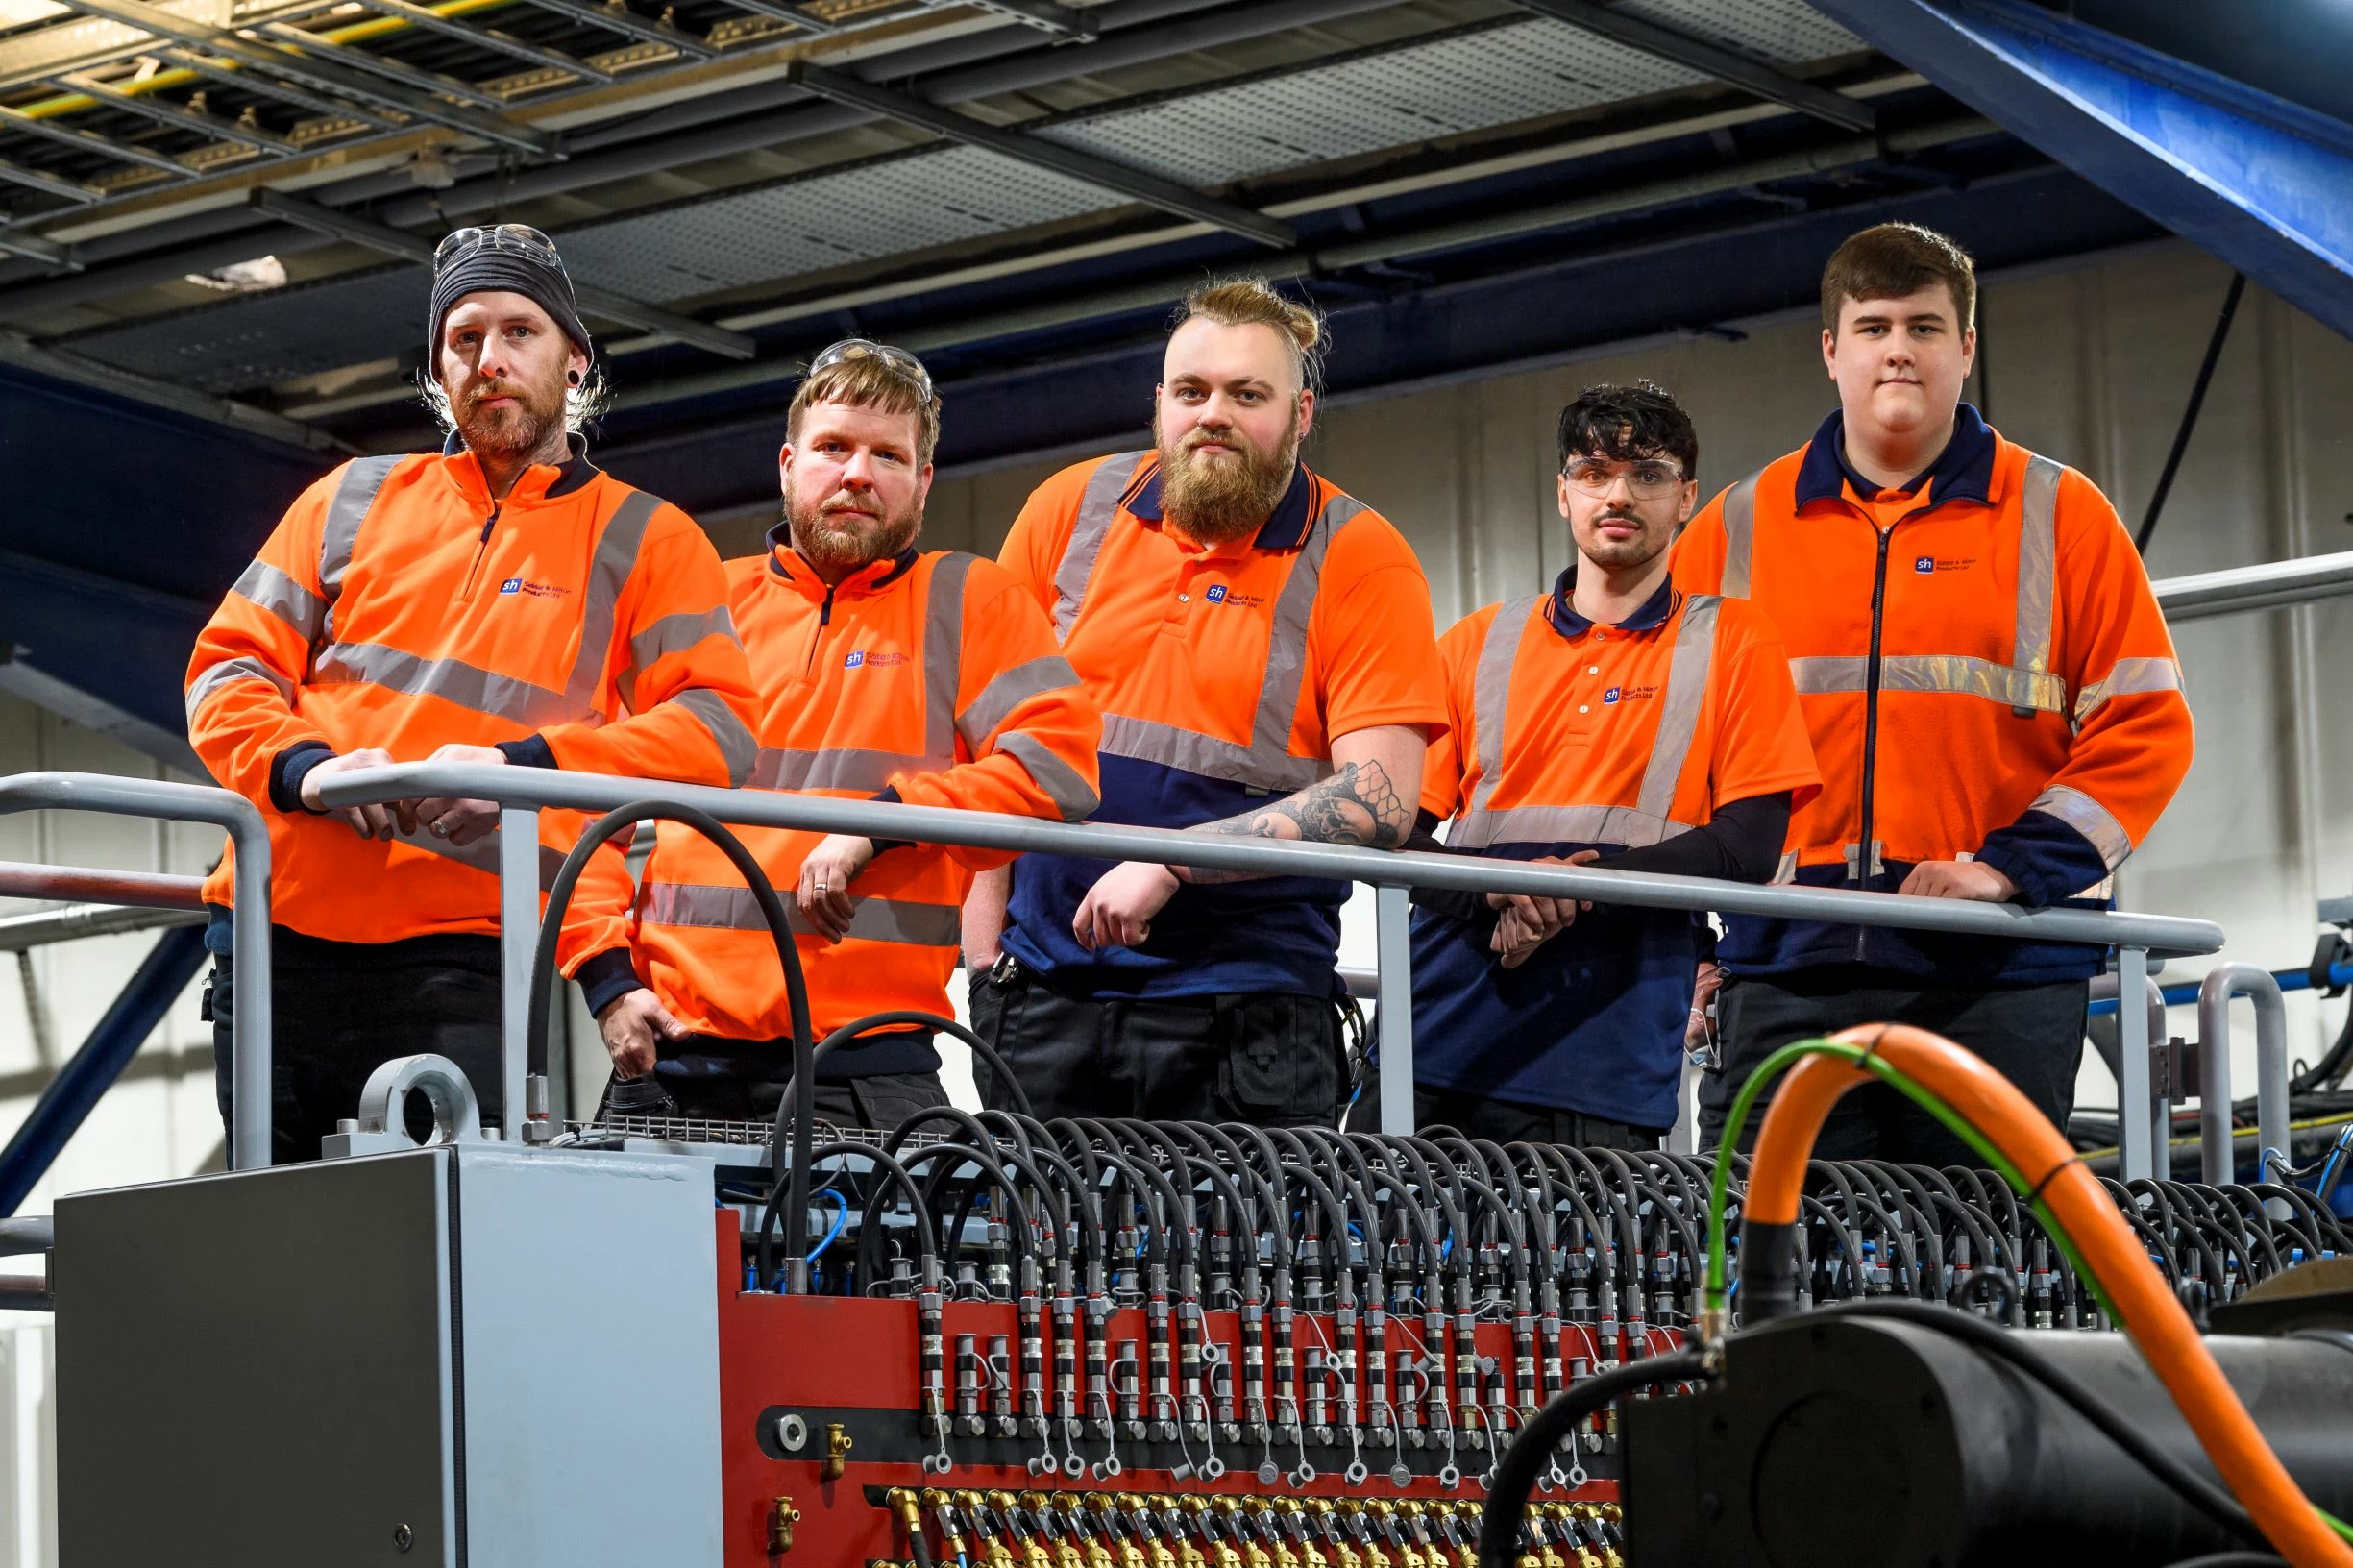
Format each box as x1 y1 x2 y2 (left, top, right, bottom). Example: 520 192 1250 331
1746 1022 2353 1568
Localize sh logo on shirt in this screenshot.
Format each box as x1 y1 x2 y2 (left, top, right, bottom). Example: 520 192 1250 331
1603 687 1623 705
1205 584 1228 603
499 576 569 599
1914 556 1936 574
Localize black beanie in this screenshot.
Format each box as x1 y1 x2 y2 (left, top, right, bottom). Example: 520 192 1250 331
427 245 593 368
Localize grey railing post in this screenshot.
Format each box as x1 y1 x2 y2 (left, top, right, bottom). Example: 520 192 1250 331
0 774 272 1168
499 805 540 1144
2117 945 2157 1182
1375 883 1414 1135
2197 963 2290 1213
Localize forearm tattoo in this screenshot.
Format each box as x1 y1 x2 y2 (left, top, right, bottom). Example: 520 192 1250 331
1177 759 1414 885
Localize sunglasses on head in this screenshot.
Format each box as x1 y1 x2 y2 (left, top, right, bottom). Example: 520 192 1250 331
432 223 567 275
809 337 936 403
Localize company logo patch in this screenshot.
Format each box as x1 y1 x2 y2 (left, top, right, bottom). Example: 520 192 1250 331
499 576 570 599
1200 582 1266 609
1205 584 1228 603
1915 555 1976 575
1914 556 1934 575
845 649 907 669
1603 687 1622 705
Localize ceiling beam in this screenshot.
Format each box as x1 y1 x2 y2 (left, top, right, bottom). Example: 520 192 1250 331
254 21 527 112
53 0 559 155
793 61 1296 249
162 47 402 129
1511 0 1875 132
0 100 197 178
55 74 304 155
251 188 758 359
343 0 615 86
513 0 717 61
964 0 1099 41
0 154 99 207
0 221 72 265
0 324 343 449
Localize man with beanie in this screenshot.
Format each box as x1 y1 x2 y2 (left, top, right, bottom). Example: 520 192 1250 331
187 223 762 1164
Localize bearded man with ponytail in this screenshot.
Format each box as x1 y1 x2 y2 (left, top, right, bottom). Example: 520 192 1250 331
964 279 1446 1126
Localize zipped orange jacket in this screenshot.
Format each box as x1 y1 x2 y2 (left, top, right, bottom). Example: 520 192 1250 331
185 439 761 971
1672 405 2192 981
608 541 1101 1045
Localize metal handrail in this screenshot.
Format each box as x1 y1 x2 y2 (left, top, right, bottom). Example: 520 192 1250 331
0 774 272 1168
2197 965 2290 1213
0 860 205 910
320 764 2224 954
320 762 2221 1169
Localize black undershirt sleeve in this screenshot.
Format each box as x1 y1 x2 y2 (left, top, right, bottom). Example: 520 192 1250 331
1405 794 1793 927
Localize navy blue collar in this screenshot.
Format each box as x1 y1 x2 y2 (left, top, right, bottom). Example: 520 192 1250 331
1793 403 1996 509
1545 561 1678 640
440 428 601 498
763 523 919 592
1126 456 1318 550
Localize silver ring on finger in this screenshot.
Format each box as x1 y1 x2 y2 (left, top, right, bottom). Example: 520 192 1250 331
430 821 449 838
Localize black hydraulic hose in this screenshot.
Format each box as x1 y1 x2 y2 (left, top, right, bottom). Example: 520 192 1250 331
1816 1300 2266 1545
527 801 817 1289
1476 1349 1709 1568
784 1007 1036 1117
758 1139 936 1294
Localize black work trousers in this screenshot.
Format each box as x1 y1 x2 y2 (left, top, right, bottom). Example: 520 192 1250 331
968 961 1347 1127
1403 1085 1663 1151
209 921 503 1166
1696 968 2090 1167
601 1062 949 1133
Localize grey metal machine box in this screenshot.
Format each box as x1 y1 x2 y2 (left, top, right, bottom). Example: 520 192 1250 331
52 1143 723 1567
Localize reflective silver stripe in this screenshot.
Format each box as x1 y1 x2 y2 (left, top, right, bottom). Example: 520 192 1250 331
310 642 589 727
993 729 1099 821
924 552 974 763
641 881 960 946
959 654 1081 750
563 488 661 712
401 823 566 889
1772 849 1798 885
2030 782 2132 870
1719 469 1761 599
318 454 401 642
186 657 292 723
627 605 735 675
1465 598 1543 821
2072 654 2183 724
232 560 325 644
752 747 931 793
1097 714 1324 794
1451 802 1692 851
1252 493 1355 764
671 686 757 787
1787 653 2067 714
1051 451 1148 643
1634 594 1718 822
2013 453 2063 680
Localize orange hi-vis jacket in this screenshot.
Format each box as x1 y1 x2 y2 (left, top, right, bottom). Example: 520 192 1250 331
1673 404 2193 981
613 542 1101 1046
1411 578 1819 1125
186 438 761 971
993 453 1446 998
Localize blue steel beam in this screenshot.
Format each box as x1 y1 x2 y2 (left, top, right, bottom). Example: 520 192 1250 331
1804 0 2353 341
0 923 208 1216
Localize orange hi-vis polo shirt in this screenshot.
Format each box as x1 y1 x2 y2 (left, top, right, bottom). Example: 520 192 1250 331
995 452 1445 998
185 438 760 973
1673 404 2194 983
1410 575 1819 1125
609 542 1101 1052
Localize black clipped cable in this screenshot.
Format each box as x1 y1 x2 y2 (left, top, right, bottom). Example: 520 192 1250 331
527 800 818 1291
1476 1349 1708 1568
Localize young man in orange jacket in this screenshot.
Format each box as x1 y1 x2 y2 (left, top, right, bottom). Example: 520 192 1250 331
1673 223 2193 1164
584 342 1101 1130
187 226 761 1164
1407 382 1818 1147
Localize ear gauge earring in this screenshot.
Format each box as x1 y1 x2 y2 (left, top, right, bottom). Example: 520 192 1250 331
567 370 581 386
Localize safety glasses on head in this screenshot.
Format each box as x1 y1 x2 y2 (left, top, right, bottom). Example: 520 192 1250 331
809 337 935 403
433 223 567 276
